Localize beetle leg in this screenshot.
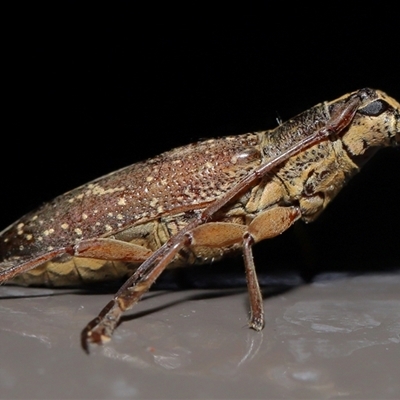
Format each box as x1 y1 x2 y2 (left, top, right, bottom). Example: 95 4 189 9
181 206 300 330
244 206 301 330
242 232 264 330
189 222 246 247
247 206 301 244
73 238 153 262
0 249 67 283
81 233 191 352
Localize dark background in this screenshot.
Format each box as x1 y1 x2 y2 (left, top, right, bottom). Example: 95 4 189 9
3 3 399 286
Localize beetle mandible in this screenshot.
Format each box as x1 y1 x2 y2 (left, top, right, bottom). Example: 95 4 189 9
0 88 399 352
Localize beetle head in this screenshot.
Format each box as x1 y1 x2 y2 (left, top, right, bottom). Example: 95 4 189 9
339 89 400 158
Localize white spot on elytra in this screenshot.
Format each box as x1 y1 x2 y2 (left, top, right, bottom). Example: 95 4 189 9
26 234 33 240
43 229 54 236
105 225 113 231
74 228 83 236
118 198 126 206
205 161 213 169
17 223 24 235
150 198 158 207
117 214 123 220
82 213 88 220
61 223 69 230
91 185 126 196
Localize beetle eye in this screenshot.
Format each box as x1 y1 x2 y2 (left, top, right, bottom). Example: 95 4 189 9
358 99 389 116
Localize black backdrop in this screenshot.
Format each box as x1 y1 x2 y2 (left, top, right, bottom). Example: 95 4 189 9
3 3 399 286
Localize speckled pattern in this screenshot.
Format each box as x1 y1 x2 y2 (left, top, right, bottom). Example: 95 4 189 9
0 134 261 261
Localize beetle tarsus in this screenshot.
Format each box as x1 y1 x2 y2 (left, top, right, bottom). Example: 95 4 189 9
81 299 120 353
249 316 265 331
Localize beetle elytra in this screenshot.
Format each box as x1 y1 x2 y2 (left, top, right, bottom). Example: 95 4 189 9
0 88 399 352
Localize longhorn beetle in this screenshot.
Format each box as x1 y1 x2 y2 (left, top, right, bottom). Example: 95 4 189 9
0 88 399 353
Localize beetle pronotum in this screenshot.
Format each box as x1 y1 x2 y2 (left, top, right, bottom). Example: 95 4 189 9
1 88 399 352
